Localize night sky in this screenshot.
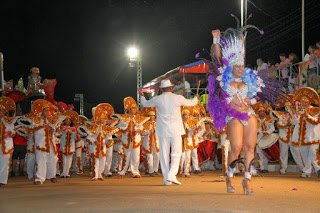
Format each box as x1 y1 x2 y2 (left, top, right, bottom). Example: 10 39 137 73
1 0 319 114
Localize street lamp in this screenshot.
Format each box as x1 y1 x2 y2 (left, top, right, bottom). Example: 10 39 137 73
127 46 142 109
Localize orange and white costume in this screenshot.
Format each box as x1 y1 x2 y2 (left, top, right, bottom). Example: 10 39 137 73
73 115 89 175
141 107 159 174
273 98 304 174
58 110 79 178
30 99 65 184
84 103 118 180
180 107 198 176
116 97 149 177
291 88 320 177
0 97 16 185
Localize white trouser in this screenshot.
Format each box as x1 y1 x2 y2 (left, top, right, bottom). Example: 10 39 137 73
179 150 185 174
191 148 200 171
104 147 113 176
112 143 123 172
119 144 140 176
255 146 269 171
92 155 106 179
61 154 73 177
73 148 83 173
183 149 191 175
145 148 160 174
35 148 57 183
290 145 304 171
300 145 320 174
279 142 304 172
26 153 36 180
0 152 11 184
159 135 182 182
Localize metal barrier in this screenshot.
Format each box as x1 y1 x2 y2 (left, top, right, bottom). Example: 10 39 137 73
277 56 319 92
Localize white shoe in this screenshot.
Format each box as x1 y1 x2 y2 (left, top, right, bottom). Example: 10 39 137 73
164 181 172 186
300 173 311 178
167 178 181 185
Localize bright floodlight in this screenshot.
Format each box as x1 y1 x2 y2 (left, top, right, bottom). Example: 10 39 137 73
127 47 139 59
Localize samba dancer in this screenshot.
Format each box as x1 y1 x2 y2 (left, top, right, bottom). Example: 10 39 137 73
208 29 265 195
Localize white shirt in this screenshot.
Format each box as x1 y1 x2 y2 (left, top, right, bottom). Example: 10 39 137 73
141 92 198 137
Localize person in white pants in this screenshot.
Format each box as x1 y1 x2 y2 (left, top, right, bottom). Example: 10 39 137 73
111 140 123 173
256 108 275 172
59 111 78 178
0 97 16 186
291 91 320 178
273 109 304 174
115 97 149 178
87 103 119 181
141 79 198 185
103 116 118 177
141 107 159 176
191 106 206 174
26 132 36 180
31 99 64 185
180 107 197 177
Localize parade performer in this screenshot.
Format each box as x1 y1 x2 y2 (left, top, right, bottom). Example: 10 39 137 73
73 115 89 175
191 105 206 174
180 107 197 177
207 27 283 195
291 87 320 178
82 103 118 181
114 97 149 178
254 102 276 173
103 104 118 178
59 110 79 178
273 98 304 174
30 99 64 185
141 79 198 185
0 97 16 186
141 107 160 177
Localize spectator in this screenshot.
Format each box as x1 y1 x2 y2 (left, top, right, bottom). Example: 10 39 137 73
276 53 290 91
267 59 277 78
288 53 300 92
256 58 268 72
306 45 318 90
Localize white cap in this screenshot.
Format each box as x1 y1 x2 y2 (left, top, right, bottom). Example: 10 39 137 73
159 79 174 88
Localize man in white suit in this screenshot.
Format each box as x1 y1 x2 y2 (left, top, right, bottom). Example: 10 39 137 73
141 79 198 185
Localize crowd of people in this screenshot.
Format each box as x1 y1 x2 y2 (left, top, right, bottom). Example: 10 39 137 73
0 29 319 199
1 81 319 188
254 41 320 92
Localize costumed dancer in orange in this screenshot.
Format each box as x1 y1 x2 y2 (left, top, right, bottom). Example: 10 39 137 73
141 107 160 177
103 104 119 178
73 115 90 175
180 107 198 177
30 99 65 185
254 102 276 173
83 103 118 181
291 87 320 178
273 97 304 174
0 97 16 186
115 97 149 178
58 110 79 178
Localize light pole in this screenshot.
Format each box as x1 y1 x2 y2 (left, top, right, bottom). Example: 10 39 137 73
74 93 84 115
127 46 142 109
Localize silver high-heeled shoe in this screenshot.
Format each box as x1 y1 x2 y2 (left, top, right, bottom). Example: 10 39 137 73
226 177 235 193
242 178 253 196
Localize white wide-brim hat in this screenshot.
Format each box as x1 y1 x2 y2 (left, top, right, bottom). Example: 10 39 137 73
159 79 174 88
